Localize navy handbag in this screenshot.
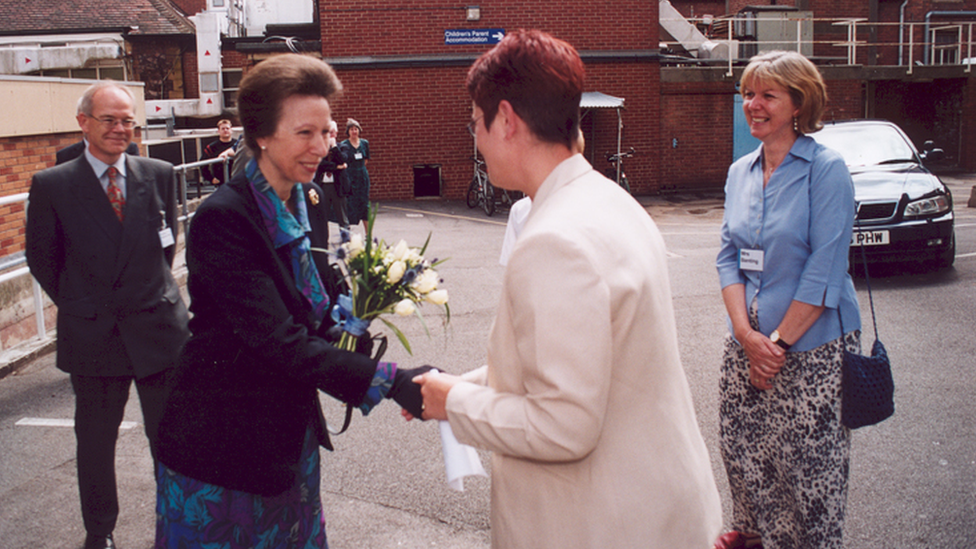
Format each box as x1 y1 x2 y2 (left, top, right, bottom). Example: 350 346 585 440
840 245 895 429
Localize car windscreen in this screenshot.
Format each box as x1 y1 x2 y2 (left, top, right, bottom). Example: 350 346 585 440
812 125 918 169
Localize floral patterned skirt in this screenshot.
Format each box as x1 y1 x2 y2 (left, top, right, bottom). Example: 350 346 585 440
719 312 859 549
155 427 328 549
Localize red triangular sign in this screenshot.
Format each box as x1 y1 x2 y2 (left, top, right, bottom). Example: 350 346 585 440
204 50 211 56
25 57 32 63
155 105 162 112
207 98 213 104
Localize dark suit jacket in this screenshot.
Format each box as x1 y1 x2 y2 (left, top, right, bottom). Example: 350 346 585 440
156 173 377 496
25 155 189 379
56 140 140 165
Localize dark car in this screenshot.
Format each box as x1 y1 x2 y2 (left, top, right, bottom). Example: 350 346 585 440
810 119 955 270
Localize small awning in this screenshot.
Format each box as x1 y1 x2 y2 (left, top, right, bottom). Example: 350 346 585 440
580 91 625 109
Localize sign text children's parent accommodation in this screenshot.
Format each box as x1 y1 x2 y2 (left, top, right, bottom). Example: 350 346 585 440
445 29 506 45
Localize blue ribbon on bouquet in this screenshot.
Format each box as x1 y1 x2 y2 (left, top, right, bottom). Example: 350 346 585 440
331 294 370 337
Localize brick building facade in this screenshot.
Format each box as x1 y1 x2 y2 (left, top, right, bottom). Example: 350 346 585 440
5 0 976 260
311 1 662 198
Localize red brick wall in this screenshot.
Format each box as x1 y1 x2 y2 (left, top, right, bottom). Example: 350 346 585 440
822 79 863 122
656 74 865 192
317 0 661 198
327 61 661 198
962 75 976 171
660 80 735 191
320 0 654 57
585 63 661 193
0 132 147 257
328 65 473 200
183 50 199 98
668 1 727 19
0 134 76 257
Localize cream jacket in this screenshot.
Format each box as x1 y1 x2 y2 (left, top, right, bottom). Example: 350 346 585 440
446 155 723 548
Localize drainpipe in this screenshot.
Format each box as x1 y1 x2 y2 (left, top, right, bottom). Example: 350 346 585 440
899 0 909 66
924 11 976 65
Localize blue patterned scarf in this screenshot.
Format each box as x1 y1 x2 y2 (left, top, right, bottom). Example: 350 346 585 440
245 159 330 322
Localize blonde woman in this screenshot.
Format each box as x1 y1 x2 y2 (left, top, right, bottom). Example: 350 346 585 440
714 51 861 549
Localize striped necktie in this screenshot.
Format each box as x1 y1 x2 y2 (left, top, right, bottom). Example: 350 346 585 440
106 166 124 222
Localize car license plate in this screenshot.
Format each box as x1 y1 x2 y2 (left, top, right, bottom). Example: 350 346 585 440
851 230 889 246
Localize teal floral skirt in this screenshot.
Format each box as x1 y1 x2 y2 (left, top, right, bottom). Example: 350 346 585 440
155 427 327 549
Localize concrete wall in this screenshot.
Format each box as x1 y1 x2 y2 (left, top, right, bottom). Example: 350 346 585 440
0 76 147 138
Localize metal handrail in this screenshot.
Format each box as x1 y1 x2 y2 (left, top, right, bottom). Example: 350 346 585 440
660 16 976 75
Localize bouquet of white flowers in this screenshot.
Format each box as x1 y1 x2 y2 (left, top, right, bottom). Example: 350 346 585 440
319 205 449 355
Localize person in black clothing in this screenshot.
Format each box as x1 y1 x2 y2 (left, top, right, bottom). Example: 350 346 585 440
153 53 429 549
200 119 237 186
27 80 189 549
312 119 349 239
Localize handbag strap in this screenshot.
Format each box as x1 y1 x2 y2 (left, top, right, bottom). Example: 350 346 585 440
840 213 879 340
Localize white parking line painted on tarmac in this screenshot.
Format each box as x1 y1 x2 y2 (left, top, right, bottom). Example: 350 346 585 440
955 252 976 259
16 418 139 429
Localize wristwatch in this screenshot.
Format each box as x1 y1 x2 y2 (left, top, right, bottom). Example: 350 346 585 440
770 330 791 351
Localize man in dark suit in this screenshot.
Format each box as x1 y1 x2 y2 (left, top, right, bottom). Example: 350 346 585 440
25 81 189 549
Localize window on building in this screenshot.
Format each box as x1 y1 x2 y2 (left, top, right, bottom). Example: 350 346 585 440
222 68 243 108
931 25 962 64
31 60 128 80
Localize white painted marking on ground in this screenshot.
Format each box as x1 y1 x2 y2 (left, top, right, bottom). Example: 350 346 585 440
16 418 139 429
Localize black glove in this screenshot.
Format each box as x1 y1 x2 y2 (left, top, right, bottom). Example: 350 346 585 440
387 365 435 419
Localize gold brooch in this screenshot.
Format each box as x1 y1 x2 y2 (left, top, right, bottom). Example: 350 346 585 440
308 188 320 205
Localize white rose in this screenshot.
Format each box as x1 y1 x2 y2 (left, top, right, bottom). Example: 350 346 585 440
387 260 406 284
347 234 364 258
392 240 409 261
413 269 438 294
394 299 416 316
425 289 448 305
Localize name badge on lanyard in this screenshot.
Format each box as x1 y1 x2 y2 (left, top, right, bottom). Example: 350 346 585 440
739 249 764 271
158 210 175 248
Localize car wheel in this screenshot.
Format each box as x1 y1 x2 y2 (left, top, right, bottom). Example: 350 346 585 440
935 233 956 270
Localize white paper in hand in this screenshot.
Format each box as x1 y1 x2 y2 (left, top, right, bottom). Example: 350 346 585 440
438 419 486 491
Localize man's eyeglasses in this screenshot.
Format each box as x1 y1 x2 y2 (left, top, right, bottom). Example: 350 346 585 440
86 114 138 130
466 115 484 137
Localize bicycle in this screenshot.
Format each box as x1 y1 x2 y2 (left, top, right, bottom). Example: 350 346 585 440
466 156 496 216
604 147 635 194
466 156 524 217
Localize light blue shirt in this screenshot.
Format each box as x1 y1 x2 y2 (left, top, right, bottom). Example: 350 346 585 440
716 135 861 352
84 146 128 200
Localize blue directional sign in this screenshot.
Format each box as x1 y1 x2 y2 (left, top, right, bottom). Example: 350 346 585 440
445 29 505 45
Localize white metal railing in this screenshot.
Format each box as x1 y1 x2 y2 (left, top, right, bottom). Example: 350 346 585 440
0 193 46 343
659 15 976 76
173 155 231 235
0 155 229 356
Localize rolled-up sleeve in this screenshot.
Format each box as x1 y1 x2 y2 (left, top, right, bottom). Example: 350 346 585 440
793 151 855 308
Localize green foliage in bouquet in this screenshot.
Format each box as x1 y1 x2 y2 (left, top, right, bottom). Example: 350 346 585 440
317 204 449 355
